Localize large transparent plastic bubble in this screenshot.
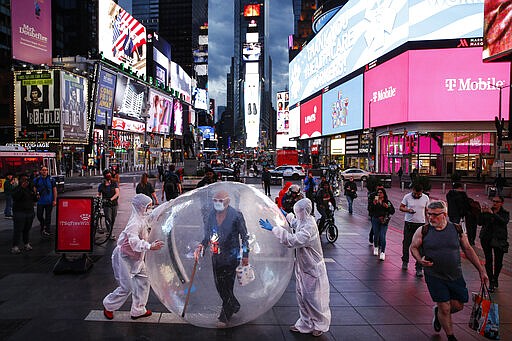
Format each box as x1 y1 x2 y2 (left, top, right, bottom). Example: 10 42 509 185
146 182 294 328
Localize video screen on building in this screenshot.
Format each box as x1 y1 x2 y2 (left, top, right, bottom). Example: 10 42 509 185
11 0 52 65
151 33 171 87
113 73 148 122
300 95 322 139
194 88 209 111
322 74 363 135
289 105 300 139
98 0 147 77
243 43 261 62
244 4 261 17
172 99 184 136
60 71 88 142
198 126 214 139
483 0 512 61
147 90 172 134
95 66 117 126
14 70 61 142
244 73 261 148
170 62 192 103
276 91 290 134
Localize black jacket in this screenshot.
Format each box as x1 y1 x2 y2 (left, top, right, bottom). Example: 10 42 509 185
12 185 37 212
343 180 357 197
368 199 395 218
479 207 509 243
446 189 469 220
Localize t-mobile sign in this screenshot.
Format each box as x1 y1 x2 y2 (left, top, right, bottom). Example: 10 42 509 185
300 95 322 138
364 47 511 127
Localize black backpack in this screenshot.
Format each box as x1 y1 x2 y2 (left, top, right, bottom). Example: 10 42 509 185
164 172 179 198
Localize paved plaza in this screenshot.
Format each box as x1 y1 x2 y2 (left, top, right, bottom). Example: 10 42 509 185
0 175 510 340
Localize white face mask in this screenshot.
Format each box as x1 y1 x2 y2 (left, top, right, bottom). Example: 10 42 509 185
213 202 225 212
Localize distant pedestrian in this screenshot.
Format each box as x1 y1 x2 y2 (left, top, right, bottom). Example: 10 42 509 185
410 200 488 341
368 188 395 261
261 167 271 196
98 169 120 239
162 165 181 201
397 167 403 183
4 173 16 218
11 175 38 254
343 176 357 215
33 166 57 237
445 182 469 224
136 173 159 205
303 171 316 214
399 184 429 277
494 174 506 196
367 184 384 245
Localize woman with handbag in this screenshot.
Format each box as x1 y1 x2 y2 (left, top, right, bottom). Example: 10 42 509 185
478 196 509 292
368 188 395 260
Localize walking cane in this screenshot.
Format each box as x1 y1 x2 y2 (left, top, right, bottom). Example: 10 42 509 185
181 256 199 317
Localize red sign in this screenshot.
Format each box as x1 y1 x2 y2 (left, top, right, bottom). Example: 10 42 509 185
300 95 322 139
56 197 93 253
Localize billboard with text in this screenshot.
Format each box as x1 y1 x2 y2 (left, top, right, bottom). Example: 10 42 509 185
300 95 322 139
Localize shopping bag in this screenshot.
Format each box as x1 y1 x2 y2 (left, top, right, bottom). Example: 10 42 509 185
469 284 500 339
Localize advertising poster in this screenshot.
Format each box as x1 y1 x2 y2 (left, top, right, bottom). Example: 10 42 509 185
98 0 147 76
288 105 300 139
244 73 261 148
194 88 209 111
276 91 290 134
170 62 192 103
173 99 184 136
198 126 214 139
300 95 322 139
15 70 61 142
11 0 52 65
111 116 145 133
113 73 148 122
151 32 171 87
56 197 93 253
322 74 363 135
60 71 88 142
147 90 172 134
483 0 512 61
95 67 117 126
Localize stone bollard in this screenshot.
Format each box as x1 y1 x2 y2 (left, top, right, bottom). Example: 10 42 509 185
442 183 446 194
133 176 136 188
464 183 467 192
401 182 404 192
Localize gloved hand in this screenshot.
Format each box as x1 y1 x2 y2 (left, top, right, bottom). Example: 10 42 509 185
259 218 273 231
280 207 287 216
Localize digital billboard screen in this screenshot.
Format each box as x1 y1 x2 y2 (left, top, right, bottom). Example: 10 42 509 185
199 126 214 139
151 33 171 87
113 73 148 122
11 0 52 65
172 99 184 136
244 4 261 17
300 95 322 139
60 71 88 142
289 106 300 139
147 90 172 134
483 0 512 61
244 73 260 147
170 62 192 103
276 91 289 134
15 70 61 142
95 66 117 126
98 0 147 77
243 43 261 62
322 74 363 135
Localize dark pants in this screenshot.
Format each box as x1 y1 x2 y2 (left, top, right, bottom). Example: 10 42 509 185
346 195 354 214
12 210 35 247
481 239 505 284
212 257 239 321
36 204 53 232
104 205 118 233
402 221 424 270
306 191 315 215
263 181 271 196
4 194 12 216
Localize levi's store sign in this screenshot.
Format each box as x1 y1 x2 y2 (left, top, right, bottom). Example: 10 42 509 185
364 47 511 127
300 95 322 139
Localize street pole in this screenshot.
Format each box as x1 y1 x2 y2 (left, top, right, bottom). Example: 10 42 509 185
367 100 372 172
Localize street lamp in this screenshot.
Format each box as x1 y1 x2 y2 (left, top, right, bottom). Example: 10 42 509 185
494 83 512 176
141 107 150 173
367 99 373 171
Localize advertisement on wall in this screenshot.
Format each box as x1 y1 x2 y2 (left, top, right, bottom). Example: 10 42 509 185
111 116 145 133
147 90 172 134
194 88 209 111
300 95 322 139
322 74 363 135
149 32 171 87
98 0 147 77
56 197 93 253
60 71 88 142
15 70 61 142
170 62 192 103
95 67 117 126
277 91 290 134
11 0 52 65
113 73 147 122
244 73 261 148
288 105 300 139
483 0 512 61
172 99 184 136
198 126 214 139
289 0 486 106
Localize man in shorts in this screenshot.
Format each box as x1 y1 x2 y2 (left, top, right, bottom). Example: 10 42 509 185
410 201 488 341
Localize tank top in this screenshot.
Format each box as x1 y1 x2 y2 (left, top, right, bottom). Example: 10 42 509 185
422 222 462 281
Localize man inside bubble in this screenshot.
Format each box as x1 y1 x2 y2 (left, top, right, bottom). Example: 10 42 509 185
259 198 331 337
194 189 250 327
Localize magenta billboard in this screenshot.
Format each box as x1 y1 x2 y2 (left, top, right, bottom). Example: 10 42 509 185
364 47 511 128
11 0 52 65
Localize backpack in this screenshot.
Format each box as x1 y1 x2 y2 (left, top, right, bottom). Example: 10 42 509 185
421 222 463 238
164 172 179 198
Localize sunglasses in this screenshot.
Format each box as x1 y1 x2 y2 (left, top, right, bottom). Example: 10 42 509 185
427 212 444 217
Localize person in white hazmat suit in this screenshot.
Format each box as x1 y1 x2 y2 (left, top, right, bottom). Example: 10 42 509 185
259 198 331 337
102 194 164 320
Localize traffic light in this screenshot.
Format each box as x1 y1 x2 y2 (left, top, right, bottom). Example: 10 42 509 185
495 116 504 146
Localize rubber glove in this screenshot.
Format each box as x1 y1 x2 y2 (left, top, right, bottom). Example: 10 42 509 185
259 218 273 231
280 207 287 216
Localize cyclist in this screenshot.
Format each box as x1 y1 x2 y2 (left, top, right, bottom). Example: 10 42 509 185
281 184 303 214
98 168 120 239
315 181 337 234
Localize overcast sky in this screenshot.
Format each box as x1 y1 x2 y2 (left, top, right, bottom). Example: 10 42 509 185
208 0 294 110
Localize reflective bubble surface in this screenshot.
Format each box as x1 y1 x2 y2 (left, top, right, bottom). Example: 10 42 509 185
146 182 294 328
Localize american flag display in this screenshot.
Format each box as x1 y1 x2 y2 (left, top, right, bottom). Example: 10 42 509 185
112 9 146 59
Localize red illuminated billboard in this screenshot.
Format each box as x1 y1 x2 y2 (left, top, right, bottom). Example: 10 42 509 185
56 197 93 253
364 48 510 127
244 4 261 17
300 95 322 139
483 0 512 61
11 0 52 65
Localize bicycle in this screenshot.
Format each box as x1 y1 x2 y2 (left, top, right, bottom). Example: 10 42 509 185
317 204 338 243
92 197 112 245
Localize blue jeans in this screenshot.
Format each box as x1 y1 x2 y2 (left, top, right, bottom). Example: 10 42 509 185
345 195 354 213
371 216 388 252
4 194 12 216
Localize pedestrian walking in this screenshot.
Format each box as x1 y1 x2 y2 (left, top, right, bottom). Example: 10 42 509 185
4 172 16 218
303 171 316 214
103 194 164 320
494 174 506 196
161 164 181 201
410 200 488 341
343 176 357 214
136 173 159 205
368 188 395 260
98 168 120 239
399 184 429 277
259 198 331 337
478 196 509 292
33 166 57 237
261 167 271 196
11 174 38 254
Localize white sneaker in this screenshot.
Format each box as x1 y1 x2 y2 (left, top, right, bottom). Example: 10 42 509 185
373 247 379 256
11 246 21 254
379 252 386 261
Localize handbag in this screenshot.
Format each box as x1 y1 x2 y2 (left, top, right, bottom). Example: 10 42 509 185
490 238 509 253
351 192 358 199
379 215 390 225
236 264 256 286
469 284 500 339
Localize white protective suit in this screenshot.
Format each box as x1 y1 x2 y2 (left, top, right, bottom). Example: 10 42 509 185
272 198 331 333
103 194 154 316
